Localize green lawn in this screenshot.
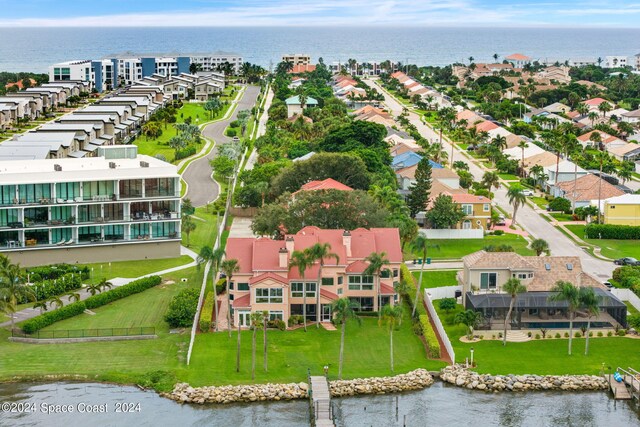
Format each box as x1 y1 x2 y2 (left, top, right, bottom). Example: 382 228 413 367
565 224 640 259
80 255 193 284
498 173 519 181
412 270 459 289
434 301 640 375
530 196 548 210
404 234 534 260
182 206 221 253
625 302 639 316
549 212 576 222
0 268 204 391
188 306 446 386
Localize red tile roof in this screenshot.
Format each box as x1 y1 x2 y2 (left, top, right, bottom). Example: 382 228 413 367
583 97 609 106
289 64 316 74
232 293 251 308
577 130 621 144
506 53 531 60
346 260 369 273
451 194 490 204
475 121 498 132
380 282 396 295
248 272 288 285
320 288 339 301
299 178 354 192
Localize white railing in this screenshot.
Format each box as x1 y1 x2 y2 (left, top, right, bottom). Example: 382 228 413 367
611 288 640 313
424 290 456 364
422 229 483 239
425 285 461 300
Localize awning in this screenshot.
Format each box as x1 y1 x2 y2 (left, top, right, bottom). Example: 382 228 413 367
83 143 100 152
121 119 134 126
114 124 127 130
100 133 114 140
68 151 87 158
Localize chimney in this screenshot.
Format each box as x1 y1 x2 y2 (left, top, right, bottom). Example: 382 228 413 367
343 230 352 257
285 236 294 254
279 247 289 269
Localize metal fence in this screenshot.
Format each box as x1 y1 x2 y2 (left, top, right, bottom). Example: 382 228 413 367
12 327 155 339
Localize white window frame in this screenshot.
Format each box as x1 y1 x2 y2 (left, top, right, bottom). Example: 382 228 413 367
269 311 283 321
290 282 316 298
348 275 374 291
483 203 490 212
480 272 497 290
462 204 473 215
255 288 283 303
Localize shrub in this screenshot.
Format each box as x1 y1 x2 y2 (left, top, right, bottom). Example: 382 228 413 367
535 334 541 339
549 197 571 213
419 315 441 358
555 333 561 338
229 120 240 128
165 288 200 328
493 230 504 236
438 298 457 312
215 278 227 294
607 331 613 337
627 314 640 329
199 320 211 332
527 332 532 337
585 223 640 240
21 302 87 334
589 332 593 337
547 334 552 339
84 276 162 309
200 291 215 326
267 319 286 330
612 266 640 288
564 332 570 338
597 331 603 337
401 264 425 316
492 335 496 339
174 146 197 161
617 329 626 336
498 332 503 338
226 128 237 137
574 332 582 338
18 273 82 304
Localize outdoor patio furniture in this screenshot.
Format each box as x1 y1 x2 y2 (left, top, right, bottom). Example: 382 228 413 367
63 238 74 245
55 239 65 246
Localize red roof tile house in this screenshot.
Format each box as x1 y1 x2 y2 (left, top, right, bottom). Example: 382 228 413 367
226 227 403 327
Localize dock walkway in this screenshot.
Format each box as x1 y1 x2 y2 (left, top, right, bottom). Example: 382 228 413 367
309 375 335 427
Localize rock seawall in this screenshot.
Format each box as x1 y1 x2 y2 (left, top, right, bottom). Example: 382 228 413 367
440 365 607 392
164 369 435 404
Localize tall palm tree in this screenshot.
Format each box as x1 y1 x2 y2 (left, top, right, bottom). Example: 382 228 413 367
236 316 241 373
576 103 589 117
197 246 225 331
86 283 103 296
48 295 64 310
250 311 264 381
33 300 48 314
0 264 34 331
289 250 312 332
262 310 269 372
65 291 81 303
587 111 599 127
598 102 612 118
517 140 529 177
332 298 361 379
454 309 483 340
502 278 526 346
98 278 113 292
410 236 439 317
531 238 550 256
181 215 196 247
481 171 500 201
253 181 269 207
364 252 390 318
379 304 403 372
307 243 339 328
507 187 526 226
579 287 600 356
595 150 608 223
548 281 580 355
221 258 240 338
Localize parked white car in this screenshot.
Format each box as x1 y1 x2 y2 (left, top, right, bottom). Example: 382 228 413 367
521 189 534 196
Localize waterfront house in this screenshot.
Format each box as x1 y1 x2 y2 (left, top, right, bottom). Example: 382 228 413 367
505 53 532 68
459 250 627 330
226 227 402 327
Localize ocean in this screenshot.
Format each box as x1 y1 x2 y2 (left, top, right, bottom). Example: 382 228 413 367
0 26 639 72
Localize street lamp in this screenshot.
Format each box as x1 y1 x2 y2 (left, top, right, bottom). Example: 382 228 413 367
470 347 475 367
323 365 329 377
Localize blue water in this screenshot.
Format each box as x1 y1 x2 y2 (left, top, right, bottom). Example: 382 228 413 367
0 26 639 72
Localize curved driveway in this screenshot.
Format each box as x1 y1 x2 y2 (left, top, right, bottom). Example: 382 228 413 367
183 85 261 207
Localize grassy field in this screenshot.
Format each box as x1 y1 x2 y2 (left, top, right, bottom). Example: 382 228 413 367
530 196 549 210
434 301 640 375
0 268 204 391
404 234 534 260
182 206 221 253
625 302 639 316
81 255 193 283
549 212 576 222
412 270 459 289
498 173 519 181
565 224 640 259
188 306 446 386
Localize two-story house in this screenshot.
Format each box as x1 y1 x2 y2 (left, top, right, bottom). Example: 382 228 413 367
458 250 627 330
451 194 492 230
226 227 402 328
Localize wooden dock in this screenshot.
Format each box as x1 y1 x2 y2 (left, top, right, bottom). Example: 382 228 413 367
607 374 632 400
606 368 640 401
309 375 335 427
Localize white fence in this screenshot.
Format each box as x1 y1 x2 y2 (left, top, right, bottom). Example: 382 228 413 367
424 290 456 364
425 285 461 300
422 229 483 239
611 288 640 312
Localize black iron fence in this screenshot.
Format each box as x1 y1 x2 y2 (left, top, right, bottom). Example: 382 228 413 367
12 327 155 339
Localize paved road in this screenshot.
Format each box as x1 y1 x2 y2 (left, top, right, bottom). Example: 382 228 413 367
366 78 615 281
183 85 261 207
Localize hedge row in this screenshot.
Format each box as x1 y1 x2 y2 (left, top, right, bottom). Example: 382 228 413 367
174 146 197 161
27 264 90 282
84 276 161 309
21 276 162 334
400 263 426 316
200 291 215 327
419 314 441 358
585 223 640 240
17 273 82 304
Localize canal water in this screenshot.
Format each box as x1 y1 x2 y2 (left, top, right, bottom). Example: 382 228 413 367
0 381 638 426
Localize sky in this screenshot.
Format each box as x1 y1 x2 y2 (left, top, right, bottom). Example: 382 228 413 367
0 0 638 28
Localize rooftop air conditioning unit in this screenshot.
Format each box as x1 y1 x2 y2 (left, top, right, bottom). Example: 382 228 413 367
54 164 62 171
109 162 116 169
140 161 149 168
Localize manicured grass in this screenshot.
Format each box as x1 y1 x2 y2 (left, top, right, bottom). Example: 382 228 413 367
497 173 519 181
549 212 575 222
565 224 640 259
81 255 193 284
404 234 534 260
0 268 204 391
625 302 639 316
182 206 220 253
187 306 446 386
530 196 548 210
434 301 640 375
412 270 459 289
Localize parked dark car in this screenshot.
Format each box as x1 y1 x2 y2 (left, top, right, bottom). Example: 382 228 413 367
614 257 640 266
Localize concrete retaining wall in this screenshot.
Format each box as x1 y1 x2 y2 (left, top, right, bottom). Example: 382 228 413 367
425 285 461 300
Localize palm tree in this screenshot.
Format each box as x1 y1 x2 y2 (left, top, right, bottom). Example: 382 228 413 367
548 281 580 355
181 215 196 247
454 309 483 340
530 238 550 256
364 252 390 319
48 295 64 310
221 258 240 338
236 316 241 373
262 310 268 372
598 102 612 118
595 150 608 223
65 291 81 303
33 300 48 314
507 186 526 226
468 56 474 65
98 278 113 292
517 140 529 177
481 171 500 200
0 264 34 330
379 304 403 372
250 311 264 380
332 298 361 379
253 181 269 207
579 287 600 356
307 243 339 328
289 250 312 332
410 235 439 317
86 283 102 296
502 278 526 346
587 111 599 127
576 103 589 117
197 246 225 331
493 53 499 62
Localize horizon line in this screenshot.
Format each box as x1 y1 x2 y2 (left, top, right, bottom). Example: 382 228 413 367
1 24 640 29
